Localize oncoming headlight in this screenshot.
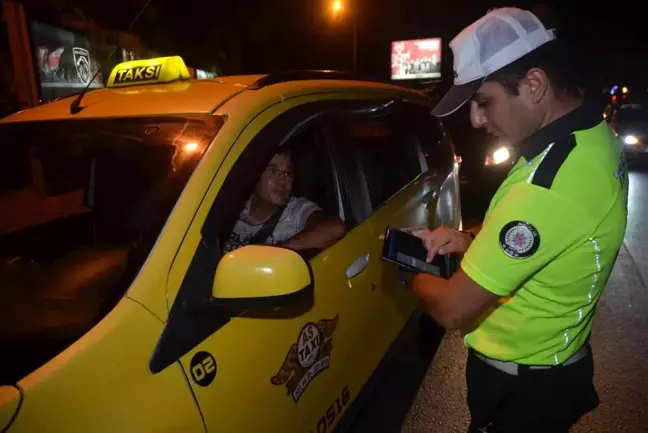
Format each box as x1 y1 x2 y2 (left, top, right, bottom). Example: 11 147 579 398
485 146 511 166
624 135 639 145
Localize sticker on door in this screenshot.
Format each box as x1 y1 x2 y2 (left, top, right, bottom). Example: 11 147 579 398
190 351 217 387
270 315 339 403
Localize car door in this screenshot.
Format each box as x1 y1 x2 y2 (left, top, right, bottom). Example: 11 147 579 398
150 96 388 433
329 101 460 370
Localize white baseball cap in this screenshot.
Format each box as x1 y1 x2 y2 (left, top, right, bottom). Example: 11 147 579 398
432 7 557 117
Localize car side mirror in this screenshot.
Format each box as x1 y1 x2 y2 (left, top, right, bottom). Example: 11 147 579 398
211 245 313 310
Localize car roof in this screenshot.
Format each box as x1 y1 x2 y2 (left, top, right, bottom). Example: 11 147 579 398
1 72 430 124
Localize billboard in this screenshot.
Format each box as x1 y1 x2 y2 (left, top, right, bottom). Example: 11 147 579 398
196 69 216 79
391 38 442 81
187 68 217 79
29 21 104 102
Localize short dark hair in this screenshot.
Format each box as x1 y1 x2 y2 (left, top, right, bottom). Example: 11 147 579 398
486 39 583 100
275 146 292 157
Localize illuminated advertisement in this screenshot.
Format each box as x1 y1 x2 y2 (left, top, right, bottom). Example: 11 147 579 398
391 38 442 81
187 68 217 79
196 69 216 79
29 21 104 102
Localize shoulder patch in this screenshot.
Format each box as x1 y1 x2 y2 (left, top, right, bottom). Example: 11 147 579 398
531 135 577 189
499 221 540 259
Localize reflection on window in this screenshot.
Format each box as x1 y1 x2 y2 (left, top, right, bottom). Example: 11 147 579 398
0 115 222 385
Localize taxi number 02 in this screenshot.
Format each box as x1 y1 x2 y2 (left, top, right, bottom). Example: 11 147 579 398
310 385 350 433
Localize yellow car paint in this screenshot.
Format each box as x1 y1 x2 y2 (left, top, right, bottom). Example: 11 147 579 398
0 57 460 432
6 299 204 432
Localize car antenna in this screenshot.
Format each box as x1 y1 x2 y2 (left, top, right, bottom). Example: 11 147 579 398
70 0 154 115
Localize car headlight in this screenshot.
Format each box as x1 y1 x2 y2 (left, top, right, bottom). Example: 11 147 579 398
624 135 639 145
485 146 511 166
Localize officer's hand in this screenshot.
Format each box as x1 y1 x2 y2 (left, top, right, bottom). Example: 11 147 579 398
408 226 472 263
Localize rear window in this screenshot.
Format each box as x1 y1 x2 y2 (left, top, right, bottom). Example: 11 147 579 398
0 115 222 385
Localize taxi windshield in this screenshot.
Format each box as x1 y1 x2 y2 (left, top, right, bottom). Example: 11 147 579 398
0 115 222 385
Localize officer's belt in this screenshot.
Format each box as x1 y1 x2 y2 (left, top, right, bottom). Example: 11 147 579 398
473 344 589 376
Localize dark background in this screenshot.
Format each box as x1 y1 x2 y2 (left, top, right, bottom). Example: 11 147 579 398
15 0 642 219
27 0 648 90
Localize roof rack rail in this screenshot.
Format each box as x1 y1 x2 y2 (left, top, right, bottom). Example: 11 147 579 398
249 70 386 90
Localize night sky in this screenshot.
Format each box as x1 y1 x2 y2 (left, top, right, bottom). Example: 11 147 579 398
51 0 648 88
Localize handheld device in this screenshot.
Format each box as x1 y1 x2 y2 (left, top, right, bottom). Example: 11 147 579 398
381 227 458 279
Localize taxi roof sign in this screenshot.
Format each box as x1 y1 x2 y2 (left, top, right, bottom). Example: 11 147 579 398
107 56 191 88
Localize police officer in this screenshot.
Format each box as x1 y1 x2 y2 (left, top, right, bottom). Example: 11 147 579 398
408 7 628 433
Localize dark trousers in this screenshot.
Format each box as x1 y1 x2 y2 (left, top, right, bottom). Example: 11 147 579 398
466 346 599 433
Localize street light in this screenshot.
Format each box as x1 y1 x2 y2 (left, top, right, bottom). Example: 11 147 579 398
329 0 357 73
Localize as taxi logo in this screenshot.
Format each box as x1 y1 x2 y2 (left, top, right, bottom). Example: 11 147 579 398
113 65 162 84
271 315 338 403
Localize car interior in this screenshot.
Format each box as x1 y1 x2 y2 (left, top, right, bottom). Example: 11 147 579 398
217 124 345 262
328 113 427 226
347 117 423 208
288 129 342 223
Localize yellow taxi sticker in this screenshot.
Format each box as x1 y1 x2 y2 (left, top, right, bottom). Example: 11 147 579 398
107 56 190 88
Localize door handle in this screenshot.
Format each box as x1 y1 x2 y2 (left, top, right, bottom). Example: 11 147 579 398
346 254 369 279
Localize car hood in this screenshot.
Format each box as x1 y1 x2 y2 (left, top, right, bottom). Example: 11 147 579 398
0 244 130 386
0 385 21 432
0 294 107 386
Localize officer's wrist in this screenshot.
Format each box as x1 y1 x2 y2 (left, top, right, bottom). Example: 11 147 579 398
460 230 475 247
460 229 475 239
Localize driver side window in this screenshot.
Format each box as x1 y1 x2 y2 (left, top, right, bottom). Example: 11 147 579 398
150 102 352 374
217 120 346 260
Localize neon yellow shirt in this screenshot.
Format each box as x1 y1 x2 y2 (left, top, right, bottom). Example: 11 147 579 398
462 103 629 365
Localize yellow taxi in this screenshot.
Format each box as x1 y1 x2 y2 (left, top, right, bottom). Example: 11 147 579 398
0 56 461 432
